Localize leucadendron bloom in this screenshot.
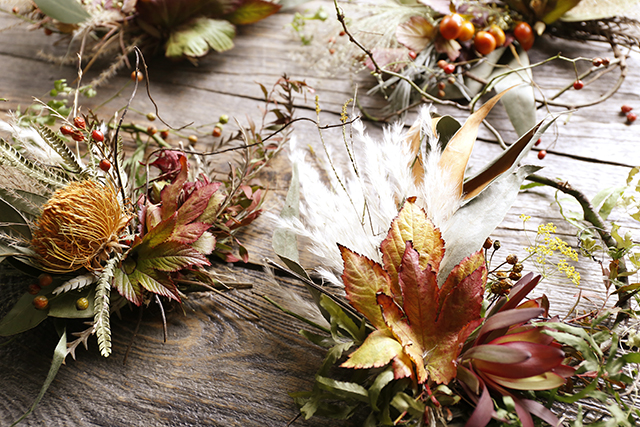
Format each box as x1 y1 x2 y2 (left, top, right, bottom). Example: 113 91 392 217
31 179 131 273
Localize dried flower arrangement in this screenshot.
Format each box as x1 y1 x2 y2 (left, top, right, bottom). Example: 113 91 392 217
269 91 640 425
3 0 281 85
293 0 640 141
0 69 311 425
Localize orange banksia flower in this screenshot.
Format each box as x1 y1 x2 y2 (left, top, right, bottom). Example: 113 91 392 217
31 180 131 273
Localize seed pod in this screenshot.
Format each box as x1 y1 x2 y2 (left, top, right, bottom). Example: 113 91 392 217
493 240 501 250
76 297 89 310
33 295 49 310
512 263 524 273
39 273 53 287
483 237 493 250
506 254 518 265
74 116 86 129
28 284 41 295
509 271 522 281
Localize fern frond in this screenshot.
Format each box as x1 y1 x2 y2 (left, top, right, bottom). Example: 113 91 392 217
36 126 83 174
0 138 68 189
52 273 98 295
94 256 116 357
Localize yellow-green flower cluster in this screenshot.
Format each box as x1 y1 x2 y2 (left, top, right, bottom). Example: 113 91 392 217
523 220 581 285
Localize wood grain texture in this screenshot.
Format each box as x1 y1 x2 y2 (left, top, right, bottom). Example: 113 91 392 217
0 3 639 426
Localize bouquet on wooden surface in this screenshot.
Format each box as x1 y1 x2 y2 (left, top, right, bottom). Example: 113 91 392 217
270 91 640 425
293 0 640 138
3 0 281 79
0 73 308 425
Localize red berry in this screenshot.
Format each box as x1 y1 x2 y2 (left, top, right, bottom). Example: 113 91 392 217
43 28 53 36
621 105 633 113
537 150 547 160
73 116 86 129
592 57 603 67
329 48 336 55
437 59 448 69
38 273 53 287
33 295 49 310
439 14 464 40
602 57 610 67
91 129 104 142
99 159 112 171
12 6 19 13
160 130 170 139
60 125 74 136
627 112 637 123
27 284 41 295
437 81 446 90
339 30 346 37
573 80 584 90
131 71 143 81
443 63 456 74
71 131 85 142
408 51 417 60
147 126 157 135
212 127 222 138
513 22 534 50
438 89 446 98
534 138 541 146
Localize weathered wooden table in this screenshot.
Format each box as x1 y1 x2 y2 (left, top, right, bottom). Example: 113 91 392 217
1 3 639 426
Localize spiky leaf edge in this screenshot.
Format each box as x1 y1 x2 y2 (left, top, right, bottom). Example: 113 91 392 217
0 138 68 188
94 257 116 357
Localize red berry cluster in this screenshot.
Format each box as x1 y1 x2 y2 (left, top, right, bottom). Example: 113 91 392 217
59 117 111 170
621 105 637 124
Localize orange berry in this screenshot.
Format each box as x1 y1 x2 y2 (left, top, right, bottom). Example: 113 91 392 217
439 14 464 40
131 71 143 82
474 31 497 55
457 21 475 42
212 127 222 137
513 22 534 50
488 25 506 47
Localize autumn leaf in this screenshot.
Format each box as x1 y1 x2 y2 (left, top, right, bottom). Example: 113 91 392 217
340 200 486 384
341 244 392 330
396 16 437 52
380 200 445 298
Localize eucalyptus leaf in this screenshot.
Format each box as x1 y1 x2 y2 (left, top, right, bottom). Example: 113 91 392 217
368 366 395 411
316 375 369 403
47 286 95 319
434 115 461 150
9 328 67 426
464 47 506 98
0 290 49 336
491 47 536 137
165 18 235 59
33 0 90 24
439 165 541 286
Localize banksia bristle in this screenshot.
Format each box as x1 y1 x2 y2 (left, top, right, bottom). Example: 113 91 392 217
31 180 130 273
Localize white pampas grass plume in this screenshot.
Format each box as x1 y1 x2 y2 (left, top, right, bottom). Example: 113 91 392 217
277 107 462 287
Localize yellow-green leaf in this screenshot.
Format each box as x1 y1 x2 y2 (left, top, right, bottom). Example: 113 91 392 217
341 329 404 369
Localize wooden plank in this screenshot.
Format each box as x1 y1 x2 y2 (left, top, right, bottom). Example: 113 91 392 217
0 4 639 426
